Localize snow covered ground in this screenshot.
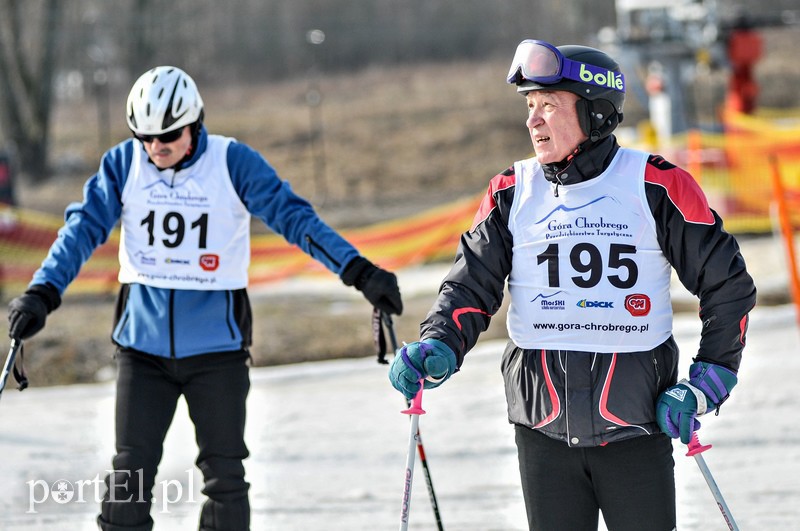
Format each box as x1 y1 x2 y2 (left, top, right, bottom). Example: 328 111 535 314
0 302 798 530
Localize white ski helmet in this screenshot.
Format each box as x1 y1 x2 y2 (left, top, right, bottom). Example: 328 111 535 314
126 66 204 135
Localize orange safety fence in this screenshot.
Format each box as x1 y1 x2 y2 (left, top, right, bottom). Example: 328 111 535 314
655 108 800 234
721 109 800 231
0 195 480 297
768 153 800 327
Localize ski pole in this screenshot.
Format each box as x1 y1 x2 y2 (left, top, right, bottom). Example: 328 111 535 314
383 312 445 530
0 338 22 402
400 382 425 530
686 432 740 531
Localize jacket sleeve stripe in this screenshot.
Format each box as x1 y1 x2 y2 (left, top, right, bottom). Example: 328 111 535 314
451 307 491 331
739 314 749 346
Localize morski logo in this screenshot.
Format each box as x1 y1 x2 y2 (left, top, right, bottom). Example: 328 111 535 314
665 388 687 402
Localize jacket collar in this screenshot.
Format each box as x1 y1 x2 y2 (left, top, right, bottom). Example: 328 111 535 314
541 136 619 194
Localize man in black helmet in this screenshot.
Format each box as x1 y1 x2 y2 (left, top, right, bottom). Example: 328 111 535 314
388 40 756 529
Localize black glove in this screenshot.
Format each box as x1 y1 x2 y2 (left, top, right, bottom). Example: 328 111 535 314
341 257 403 315
8 284 61 340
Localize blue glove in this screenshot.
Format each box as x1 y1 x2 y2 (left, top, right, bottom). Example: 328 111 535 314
656 361 738 444
388 339 457 400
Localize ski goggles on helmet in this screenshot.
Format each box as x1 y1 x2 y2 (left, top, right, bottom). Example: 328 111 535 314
506 40 625 93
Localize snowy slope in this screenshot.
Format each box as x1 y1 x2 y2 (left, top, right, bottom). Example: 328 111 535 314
0 304 798 530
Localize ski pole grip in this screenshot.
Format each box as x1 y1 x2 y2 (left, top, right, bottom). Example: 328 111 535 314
686 431 712 457
401 382 426 415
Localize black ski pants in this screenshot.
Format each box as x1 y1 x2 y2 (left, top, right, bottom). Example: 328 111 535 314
97 348 251 531
515 426 676 531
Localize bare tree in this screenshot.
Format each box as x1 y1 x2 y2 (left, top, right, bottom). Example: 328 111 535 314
0 0 64 183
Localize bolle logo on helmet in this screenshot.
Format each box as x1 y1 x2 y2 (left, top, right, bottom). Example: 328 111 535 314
579 63 624 92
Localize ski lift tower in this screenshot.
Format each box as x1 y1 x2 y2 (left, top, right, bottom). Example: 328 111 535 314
607 0 800 146
608 0 723 146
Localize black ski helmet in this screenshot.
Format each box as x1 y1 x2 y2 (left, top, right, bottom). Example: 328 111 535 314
509 43 625 142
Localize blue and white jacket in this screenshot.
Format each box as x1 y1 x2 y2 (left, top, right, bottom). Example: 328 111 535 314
31 126 360 358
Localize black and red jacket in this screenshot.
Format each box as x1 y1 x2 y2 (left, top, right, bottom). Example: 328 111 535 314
420 136 756 447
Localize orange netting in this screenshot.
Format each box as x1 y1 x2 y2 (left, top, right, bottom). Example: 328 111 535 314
0 195 480 296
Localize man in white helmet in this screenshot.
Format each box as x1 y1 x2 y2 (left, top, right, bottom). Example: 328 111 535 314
7 66 403 530
389 41 756 529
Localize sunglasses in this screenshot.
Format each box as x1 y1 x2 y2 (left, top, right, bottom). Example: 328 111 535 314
506 40 625 93
132 126 185 144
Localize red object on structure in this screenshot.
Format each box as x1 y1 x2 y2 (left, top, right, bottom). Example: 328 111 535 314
725 28 763 114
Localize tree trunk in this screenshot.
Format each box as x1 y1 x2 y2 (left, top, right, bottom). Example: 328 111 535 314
0 0 63 184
